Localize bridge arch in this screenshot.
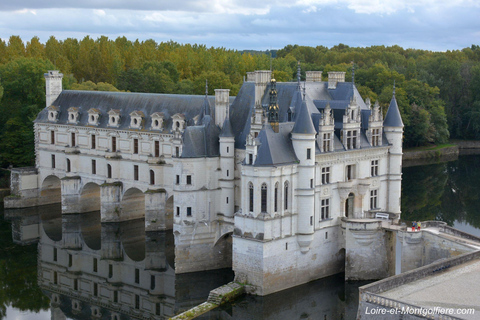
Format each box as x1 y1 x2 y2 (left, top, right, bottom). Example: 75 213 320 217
121 188 145 221
41 175 61 204
79 182 101 213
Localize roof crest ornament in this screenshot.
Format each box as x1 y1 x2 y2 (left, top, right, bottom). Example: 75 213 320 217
205 79 208 97
393 79 396 96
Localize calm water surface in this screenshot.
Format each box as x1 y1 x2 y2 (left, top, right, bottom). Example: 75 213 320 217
1 155 480 320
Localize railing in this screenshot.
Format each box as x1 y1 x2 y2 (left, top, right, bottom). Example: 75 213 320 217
360 292 463 320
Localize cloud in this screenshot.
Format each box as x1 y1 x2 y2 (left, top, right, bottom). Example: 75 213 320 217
0 0 479 51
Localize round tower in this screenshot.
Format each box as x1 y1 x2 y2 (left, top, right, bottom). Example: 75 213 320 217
291 97 316 253
383 85 404 219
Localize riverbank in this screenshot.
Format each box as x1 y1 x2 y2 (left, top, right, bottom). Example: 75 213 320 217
403 140 480 167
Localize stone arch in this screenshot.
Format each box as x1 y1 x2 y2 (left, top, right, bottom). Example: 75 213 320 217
345 192 355 218
41 175 61 204
121 188 145 220
80 182 101 213
213 232 233 267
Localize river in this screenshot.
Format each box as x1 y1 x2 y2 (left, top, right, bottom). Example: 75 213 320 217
1 154 479 320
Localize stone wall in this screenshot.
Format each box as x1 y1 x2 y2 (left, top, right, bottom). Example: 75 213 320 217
344 220 392 280
233 225 344 296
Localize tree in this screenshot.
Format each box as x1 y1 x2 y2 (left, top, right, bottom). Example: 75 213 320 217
0 58 55 168
26 36 45 59
71 81 120 92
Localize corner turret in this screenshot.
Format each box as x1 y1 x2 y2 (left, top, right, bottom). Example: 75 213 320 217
383 83 404 219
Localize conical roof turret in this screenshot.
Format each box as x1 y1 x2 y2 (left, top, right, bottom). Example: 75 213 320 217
383 82 404 128
292 98 316 135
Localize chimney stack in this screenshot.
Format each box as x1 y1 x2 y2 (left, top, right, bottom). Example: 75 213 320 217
306 71 323 82
327 71 345 89
44 70 63 107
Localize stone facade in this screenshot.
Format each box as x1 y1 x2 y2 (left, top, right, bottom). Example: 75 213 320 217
7 66 403 295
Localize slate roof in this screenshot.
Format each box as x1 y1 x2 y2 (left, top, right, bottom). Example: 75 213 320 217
219 117 234 138
181 115 220 158
35 90 234 132
254 122 298 167
292 99 316 135
383 95 404 128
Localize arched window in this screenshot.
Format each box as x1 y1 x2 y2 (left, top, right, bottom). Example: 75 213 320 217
150 170 155 185
274 182 279 212
66 158 71 173
107 164 112 179
249 182 254 212
261 183 267 213
284 181 289 210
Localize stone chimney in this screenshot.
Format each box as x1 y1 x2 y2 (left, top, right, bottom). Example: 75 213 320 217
246 72 255 82
327 71 345 89
44 70 63 107
254 70 271 107
306 71 323 82
215 89 230 127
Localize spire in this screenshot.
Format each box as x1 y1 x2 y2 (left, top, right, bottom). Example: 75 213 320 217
297 61 301 90
202 79 211 117
351 61 355 85
268 78 279 133
383 82 404 128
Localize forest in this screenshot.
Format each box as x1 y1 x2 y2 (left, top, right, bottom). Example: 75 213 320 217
1 35 480 175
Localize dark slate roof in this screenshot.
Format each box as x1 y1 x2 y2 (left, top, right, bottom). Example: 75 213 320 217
229 80 368 149
181 115 220 158
35 90 234 132
383 95 404 127
254 122 298 167
292 100 316 134
229 82 255 149
219 117 234 138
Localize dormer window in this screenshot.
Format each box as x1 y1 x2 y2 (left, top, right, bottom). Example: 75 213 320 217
47 106 59 122
67 107 79 124
171 113 186 132
108 109 121 127
129 111 144 129
87 108 100 126
151 112 164 130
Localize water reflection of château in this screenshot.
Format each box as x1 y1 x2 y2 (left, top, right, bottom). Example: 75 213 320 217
5 204 233 320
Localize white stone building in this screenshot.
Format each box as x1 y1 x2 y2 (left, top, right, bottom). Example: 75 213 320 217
7 65 403 295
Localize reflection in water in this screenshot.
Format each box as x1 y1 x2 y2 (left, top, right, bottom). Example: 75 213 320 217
2 154 480 319
402 155 480 236
201 274 371 320
37 208 233 319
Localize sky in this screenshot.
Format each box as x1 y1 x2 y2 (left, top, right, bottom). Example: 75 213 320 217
0 0 479 51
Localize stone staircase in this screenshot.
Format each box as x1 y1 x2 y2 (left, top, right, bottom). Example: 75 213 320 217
207 282 244 305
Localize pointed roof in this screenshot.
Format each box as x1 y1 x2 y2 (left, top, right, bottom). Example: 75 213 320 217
383 92 404 128
292 99 316 135
219 117 234 137
254 123 298 166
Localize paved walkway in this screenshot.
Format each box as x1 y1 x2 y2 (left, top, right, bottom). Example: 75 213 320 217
379 259 480 320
